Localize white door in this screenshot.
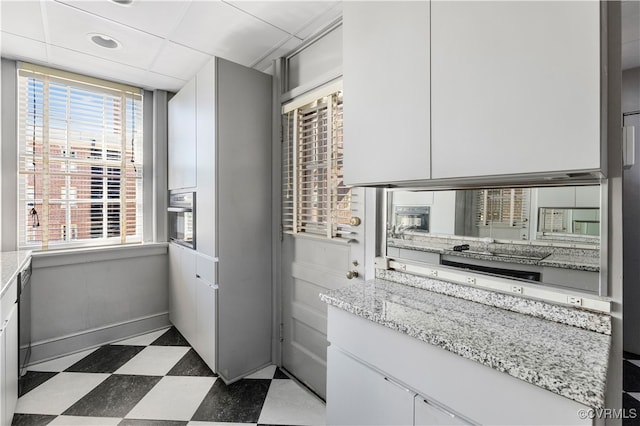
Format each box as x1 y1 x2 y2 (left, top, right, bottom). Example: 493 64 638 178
281 187 368 399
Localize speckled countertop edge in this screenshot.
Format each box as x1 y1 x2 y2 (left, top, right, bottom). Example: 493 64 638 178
320 279 609 409
1 251 31 297
377 269 610 335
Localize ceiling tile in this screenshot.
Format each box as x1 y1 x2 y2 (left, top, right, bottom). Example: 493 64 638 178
54 0 192 39
226 1 338 35
142 71 187 92
0 0 46 42
48 45 148 88
171 1 290 66
294 1 342 40
149 42 212 81
44 1 165 70
623 40 640 71
0 31 49 63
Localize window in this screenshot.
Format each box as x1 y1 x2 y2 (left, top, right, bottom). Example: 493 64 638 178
282 88 352 238
476 188 530 227
17 63 143 250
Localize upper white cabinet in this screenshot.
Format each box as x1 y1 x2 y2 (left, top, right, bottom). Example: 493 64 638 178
168 77 197 190
342 1 603 186
343 1 431 186
430 1 601 180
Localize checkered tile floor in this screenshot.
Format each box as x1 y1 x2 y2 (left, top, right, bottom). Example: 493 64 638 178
13 327 326 426
624 351 640 426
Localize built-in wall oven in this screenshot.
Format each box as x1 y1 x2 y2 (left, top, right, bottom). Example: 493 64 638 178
168 192 195 249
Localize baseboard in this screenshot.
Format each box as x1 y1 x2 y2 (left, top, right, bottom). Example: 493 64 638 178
29 312 171 365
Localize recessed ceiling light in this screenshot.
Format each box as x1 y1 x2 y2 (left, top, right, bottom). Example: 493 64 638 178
111 0 133 5
87 33 122 50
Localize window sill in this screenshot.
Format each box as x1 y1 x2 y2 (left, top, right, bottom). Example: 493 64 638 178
31 242 168 268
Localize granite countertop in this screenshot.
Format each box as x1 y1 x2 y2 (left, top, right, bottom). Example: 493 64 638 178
0 251 31 297
388 239 598 271
539 253 600 272
320 279 609 409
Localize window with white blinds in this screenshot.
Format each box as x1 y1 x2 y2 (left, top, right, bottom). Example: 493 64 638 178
476 188 530 227
282 90 352 239
17 64 143 250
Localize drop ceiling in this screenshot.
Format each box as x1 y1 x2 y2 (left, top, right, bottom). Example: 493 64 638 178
1 1 639 93
0 0 341 92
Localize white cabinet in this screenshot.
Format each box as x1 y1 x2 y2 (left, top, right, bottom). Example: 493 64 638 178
168 243 196 346
168 77 197 190
1 278 18 426
193 253 217 372
168 56 272 383
430 1 602 180
327 346 414 425
327 306 592 426
342 1 604 186
414 396 469 426
342 1 430 186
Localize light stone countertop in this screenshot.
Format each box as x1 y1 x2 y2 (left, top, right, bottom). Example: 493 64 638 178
320 278 610 409
0 251 31 298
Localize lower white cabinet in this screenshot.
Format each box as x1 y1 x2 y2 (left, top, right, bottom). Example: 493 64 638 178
327 346 414 425
326 306 592 426
168 243 197 346
414 395 470 426
169 243 217 372
1 278 18 426
194 273 216 372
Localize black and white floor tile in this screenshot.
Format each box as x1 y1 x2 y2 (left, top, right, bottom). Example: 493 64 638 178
13 327 326 426
623 351 640 425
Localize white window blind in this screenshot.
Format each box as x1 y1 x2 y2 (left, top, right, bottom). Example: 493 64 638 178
17 64 143 250
476 188 530 227
282 90 352 239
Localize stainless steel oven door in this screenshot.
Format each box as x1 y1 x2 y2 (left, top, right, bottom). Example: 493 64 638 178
168 192 195 249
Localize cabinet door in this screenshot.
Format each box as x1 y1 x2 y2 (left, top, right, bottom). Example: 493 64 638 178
168 243 183 332
414 395 470 426
343 1 430 186
327 346 414 425
195 276 216 372
3 304 18 426
168 77 197 190
180 248 197 346
431 1 601 180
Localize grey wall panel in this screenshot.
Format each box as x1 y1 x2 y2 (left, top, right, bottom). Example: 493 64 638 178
623 67 640 113
30 247 169 363
1 59 17 251
216 58 273 381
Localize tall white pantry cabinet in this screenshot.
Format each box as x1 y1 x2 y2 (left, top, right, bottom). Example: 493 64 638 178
167 57 272 384
343 1 604 186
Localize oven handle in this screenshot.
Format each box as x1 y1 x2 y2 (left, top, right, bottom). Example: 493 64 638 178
168 207 192 213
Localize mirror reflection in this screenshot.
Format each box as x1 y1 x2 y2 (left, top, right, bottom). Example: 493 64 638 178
386 185 603 295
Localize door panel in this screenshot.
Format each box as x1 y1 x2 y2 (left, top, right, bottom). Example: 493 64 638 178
281 187 366 399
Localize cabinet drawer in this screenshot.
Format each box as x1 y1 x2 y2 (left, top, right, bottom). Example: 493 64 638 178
196 253 217 285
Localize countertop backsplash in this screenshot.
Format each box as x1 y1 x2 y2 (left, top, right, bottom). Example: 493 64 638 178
375 269 611 335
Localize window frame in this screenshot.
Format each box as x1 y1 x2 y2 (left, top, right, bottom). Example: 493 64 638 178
16 63 144 251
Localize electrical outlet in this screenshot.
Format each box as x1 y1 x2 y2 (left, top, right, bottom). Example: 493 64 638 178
568 296 583 307
511 285 523 294
466 276 476 285
429 269 438 277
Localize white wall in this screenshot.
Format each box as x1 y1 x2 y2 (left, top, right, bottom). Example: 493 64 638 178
29 245 170 363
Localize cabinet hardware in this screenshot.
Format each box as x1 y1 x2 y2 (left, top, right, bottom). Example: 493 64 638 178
383 376 411 393
346 270 359 279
